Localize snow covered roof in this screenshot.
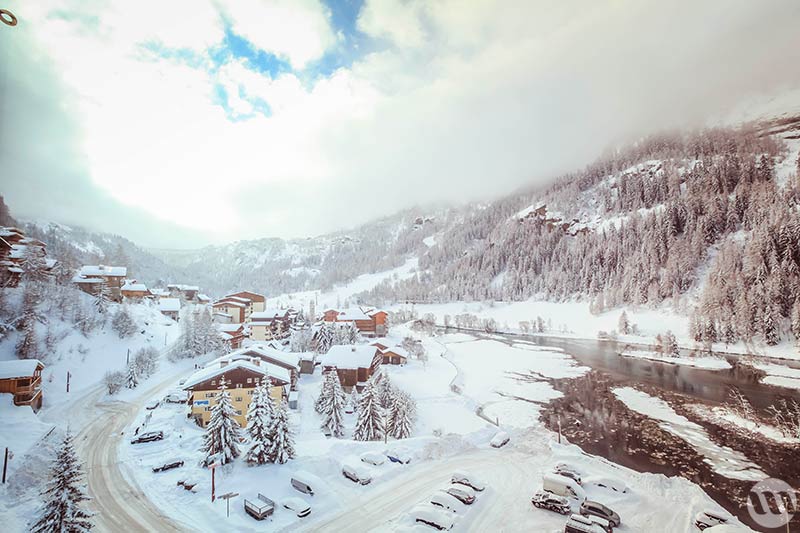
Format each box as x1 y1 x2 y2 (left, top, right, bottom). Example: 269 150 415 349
227 344 300 369
158 298 181 312
217 324 243 333
72 275 103 284
334 308 371 321
226 290 266 302
250 309 289 321
213 300 245 308
197 294 210 301
366 308 387 317
79 265 127 277
185 358 290 389
0 359 43 380
322 345 379 369
151 288 170 296
220 296 251 303
122 281 148 292
382 346 410 358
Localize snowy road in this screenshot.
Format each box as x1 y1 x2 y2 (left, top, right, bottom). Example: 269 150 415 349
73 373 191 533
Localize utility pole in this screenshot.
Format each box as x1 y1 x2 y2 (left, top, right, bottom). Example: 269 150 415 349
209 463 218 502
126 348 130 366
2 447 9 483
66 371 71 393
219 492 238 517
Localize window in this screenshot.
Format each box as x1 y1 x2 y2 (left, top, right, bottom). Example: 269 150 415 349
204 406 211 412
211 380 216 386
205 392 214 398
247 390 253 395
236 383 243 388
236 410 242 415
246 377 252 384
235 396 243 402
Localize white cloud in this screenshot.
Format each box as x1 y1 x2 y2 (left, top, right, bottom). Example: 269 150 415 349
5 0 800 247
219 0 336 69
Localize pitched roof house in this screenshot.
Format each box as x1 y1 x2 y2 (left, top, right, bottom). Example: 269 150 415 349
73 265 127 301
320 344 382 390
0 359 44 411
322 307 388 337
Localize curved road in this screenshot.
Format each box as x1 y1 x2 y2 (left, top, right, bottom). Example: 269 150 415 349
72 373 192 532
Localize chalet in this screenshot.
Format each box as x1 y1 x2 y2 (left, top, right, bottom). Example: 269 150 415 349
371 343 409 365
158 298 181 321
121 280 152 300
73 265 127 302
212 299 246 323
218 323 246 349
0 227 56 287
218 344 301 390
322 307 388 337
249 308 295 341
0 359 44 411
150 288 170 299
168 284 200 302
182 357 290 428
225 291 266 314
320 344 382 391
299 353 316 374
197 294 211 305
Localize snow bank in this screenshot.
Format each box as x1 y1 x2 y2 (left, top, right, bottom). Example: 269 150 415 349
619 349 731 370
0 395 53 477
613 387 765 481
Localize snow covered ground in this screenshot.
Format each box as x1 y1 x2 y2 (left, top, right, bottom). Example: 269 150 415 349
115 326 755 532
750 361 800 391
619 349 731 370
612 387 765 482
688 404 800 446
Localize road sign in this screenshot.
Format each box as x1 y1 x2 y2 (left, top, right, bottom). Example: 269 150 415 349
219 492 239 517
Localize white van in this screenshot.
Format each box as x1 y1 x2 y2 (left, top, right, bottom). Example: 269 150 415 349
429 491 462 513
290 471 318 495
543 473 586 501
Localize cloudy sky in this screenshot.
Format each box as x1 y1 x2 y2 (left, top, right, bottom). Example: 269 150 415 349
2 0 799 248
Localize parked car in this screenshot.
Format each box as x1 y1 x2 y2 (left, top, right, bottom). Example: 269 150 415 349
291 471 317 495
342 463 372 485
543 473 586 501
411 504 455 531
145 399 160 410
152 460 184 473
445 484 476 505
130 431 163 444
490 431 510 448
451 471 485 492
531 490 571 515
345 403 355 414
590 477 629 494
695 509 731 530
164 393 185 404
386 448 413 464
580 500 620 528
554 463 583 485
282 497 311 518
360 451 385 466
565 513 610 533
244 493 275 520
429 491 463 513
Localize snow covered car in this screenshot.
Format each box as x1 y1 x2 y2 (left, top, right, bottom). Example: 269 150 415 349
490 430 510 448
429 491 463 513
290 471 317 495
163 392 185 404
360 451 385 466
445 484 476 505
130 430 163 444
342 463 372 485
152 460 184 473
145 399 160 410
386 448 413 464
542 473 586 501
531 490 571 515
345 403 355 414
553 463 583 485
450 471 485 491
565 513 608 533
694 509 731 530
590 477 628 494
411 504 455 531
282 497 311 518
580 500 620 528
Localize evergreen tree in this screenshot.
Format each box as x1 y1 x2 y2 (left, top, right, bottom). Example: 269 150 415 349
763 306 780 346
31 432 93 533
111 305 137 338
353 377 384 441
203 378 242 465
93 283 111 315
389 392 415 439
21 245 49 284
346 321 360 344
791 300 800 342
320 372 346 438
126 363 138 389
377 374 395 409
245 381 274 465
618 311 630 335
314 323 334 354
266 400 295 464
315 370 334 414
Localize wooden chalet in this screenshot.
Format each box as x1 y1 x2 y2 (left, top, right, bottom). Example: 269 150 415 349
371 342 409 365
158 297 181 321
321 345 382 391
249 308 295 341
0 227 55 287
218 344 301 390
121 280 152 300
322 307 388 337
168 284 200 302
218 323 246 349
0 359 44 411
73 265 127 302
225 291 266 314
182 357 290 428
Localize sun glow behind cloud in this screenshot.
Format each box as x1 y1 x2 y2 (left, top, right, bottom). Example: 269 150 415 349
4 0 800 246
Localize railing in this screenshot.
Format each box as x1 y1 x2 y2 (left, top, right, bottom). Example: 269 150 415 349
14 376 41 394
13 388 42 406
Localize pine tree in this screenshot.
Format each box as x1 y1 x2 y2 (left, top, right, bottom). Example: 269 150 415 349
346 321 360 344
31 432 93 533
267 400 295 464
93 283 111 315
377 374 395 409
353 378 384 441
390 392 415 439
126 363 138 389
618 311 630 335
763 306 780 346
320 372 346 438
203 378 242 465
315 323 334 354
791 300 800 343
315 370 334 413
245 381 274 465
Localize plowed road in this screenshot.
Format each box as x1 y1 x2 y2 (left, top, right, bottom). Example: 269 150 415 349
71 375 191 532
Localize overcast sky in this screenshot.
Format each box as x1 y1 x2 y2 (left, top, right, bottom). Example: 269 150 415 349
2 0 799 248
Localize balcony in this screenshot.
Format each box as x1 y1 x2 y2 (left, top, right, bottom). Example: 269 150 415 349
13 387 42 407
